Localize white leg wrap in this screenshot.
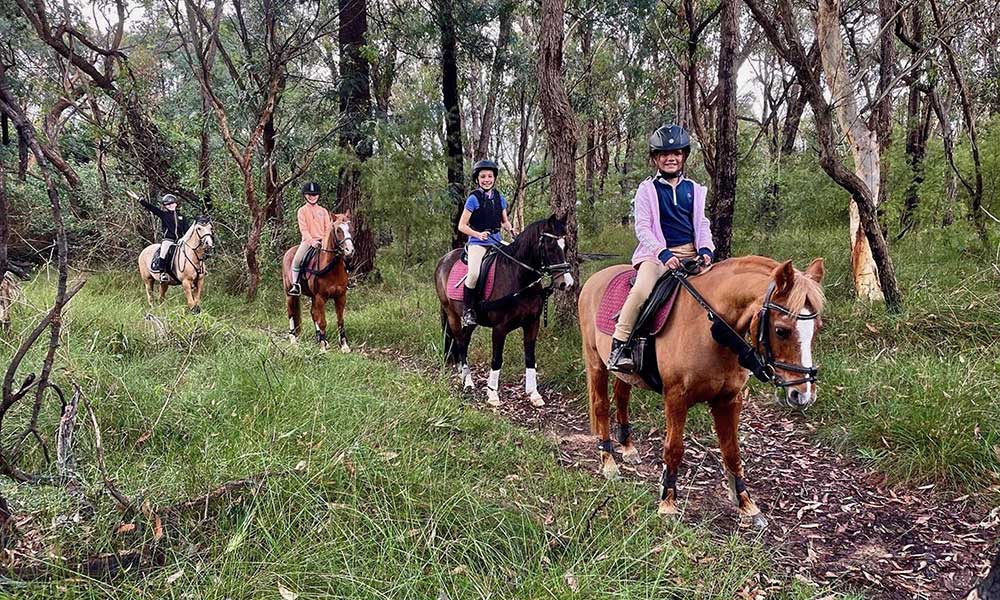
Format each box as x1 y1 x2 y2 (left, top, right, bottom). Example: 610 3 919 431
486 369 501 406
461 364 473 389
524 368 538 394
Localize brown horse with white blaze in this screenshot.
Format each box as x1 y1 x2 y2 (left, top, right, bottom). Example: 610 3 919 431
281 212 354 352
578 256 825 526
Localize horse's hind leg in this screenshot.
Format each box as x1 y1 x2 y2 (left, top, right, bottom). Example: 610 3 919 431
158 282 168 303
522 317 544 407
286 295 301 343
613 378 640 464
711 394 767 528
659 389 690 516
144 278 154 307
584 338 617 479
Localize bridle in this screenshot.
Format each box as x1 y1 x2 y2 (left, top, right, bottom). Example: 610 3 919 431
752 282 819 387
671 260 819 389
318 221 353 257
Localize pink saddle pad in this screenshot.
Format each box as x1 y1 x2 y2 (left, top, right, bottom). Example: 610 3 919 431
446 259 497 301
595 269 680 336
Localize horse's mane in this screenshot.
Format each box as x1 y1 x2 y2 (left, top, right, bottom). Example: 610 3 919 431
720 256 826 316
786 272 825 316
506 218 549 262
178 218 209 246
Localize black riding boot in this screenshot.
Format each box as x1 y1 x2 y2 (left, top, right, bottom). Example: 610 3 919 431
608 338 635 373
151 257 162 272
462 286 478 327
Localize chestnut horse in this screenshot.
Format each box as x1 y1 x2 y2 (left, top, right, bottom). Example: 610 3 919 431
435 216 574 407
281 212 354 352
137 218 214 313
578 256 825 526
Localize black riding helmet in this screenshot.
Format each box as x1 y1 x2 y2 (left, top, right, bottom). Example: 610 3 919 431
471 159 499 181
648 124 692 156
160 193 178 206
302 182 321 195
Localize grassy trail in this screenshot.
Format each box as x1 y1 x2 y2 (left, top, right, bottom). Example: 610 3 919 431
0 266 835 598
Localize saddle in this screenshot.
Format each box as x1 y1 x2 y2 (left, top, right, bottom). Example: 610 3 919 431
151 245 179 281
595 268 686 392
446 248 499 302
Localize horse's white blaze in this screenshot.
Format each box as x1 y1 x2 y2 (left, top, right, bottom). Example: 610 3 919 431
797 318 816 399
524 368 538 394
340 224 355 255
562 273 574 288
557 238 565 251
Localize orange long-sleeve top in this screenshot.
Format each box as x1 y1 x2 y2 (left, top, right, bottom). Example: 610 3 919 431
297 203 333 244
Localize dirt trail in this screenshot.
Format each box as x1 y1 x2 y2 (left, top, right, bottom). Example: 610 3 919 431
365 348 997 599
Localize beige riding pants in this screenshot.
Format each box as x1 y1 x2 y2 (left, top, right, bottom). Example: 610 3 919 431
613 243 697 341
290 242 313 279
464 244 488 289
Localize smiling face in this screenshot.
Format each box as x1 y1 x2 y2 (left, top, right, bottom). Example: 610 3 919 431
477 170 495 191
305 193 320 205
653 149 685 175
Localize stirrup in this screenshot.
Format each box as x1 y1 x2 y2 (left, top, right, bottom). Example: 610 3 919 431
461 308 477 327
287 282 301 297
608 339 635 373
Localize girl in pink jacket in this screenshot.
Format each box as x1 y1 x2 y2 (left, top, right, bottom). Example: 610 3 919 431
608 124 715 373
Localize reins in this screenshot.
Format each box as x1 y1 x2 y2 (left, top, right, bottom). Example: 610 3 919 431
480 232 571 326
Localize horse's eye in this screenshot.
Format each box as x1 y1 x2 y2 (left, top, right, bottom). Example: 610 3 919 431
775 327 791 339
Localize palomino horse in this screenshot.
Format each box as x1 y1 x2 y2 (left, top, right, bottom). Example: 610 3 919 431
578 256 825 526
137 218 214 313
281 212 354 352
435 215 574 407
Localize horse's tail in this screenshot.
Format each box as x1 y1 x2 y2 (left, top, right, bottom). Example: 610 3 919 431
441 306 459 364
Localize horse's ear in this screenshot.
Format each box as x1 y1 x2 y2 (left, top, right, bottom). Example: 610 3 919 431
772 260 795 297
805 258 825 283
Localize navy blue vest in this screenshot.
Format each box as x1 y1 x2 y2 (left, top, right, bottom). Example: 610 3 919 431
468 189 502 233
655 178 695 247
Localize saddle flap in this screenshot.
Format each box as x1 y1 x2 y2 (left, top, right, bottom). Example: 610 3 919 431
446 254 498 302
595 268 681 338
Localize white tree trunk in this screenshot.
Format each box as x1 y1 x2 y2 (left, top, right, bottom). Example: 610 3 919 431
816 0 884 301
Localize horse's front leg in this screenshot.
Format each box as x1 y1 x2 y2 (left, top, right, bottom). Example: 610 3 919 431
310 296 329 352
585 339 616 479
522 317 544 407
182 279 199 314
486 326 509 407
158 282 168 303
144 277 154 307
711 394 767 528
659 390 689 516
334 292 349 353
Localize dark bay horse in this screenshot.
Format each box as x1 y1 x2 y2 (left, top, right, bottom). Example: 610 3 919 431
579 256 825 526
281 212 354 352
435 215 574 407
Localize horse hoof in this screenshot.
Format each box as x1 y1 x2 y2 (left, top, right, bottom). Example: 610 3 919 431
620 445 641 465
657 500 679 516
340 343 351 354
485 391 501 407
320 341 329 353
191 306 201 314
463 378 474 390
740 512 769 529
528 391 545 408
600 459 619 480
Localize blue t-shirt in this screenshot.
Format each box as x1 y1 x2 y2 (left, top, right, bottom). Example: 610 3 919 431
656 178 695 247
465 190 507 246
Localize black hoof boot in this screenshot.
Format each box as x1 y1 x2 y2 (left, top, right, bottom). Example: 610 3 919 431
608 338 635 373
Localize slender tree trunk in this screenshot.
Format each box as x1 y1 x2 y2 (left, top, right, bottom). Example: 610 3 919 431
899 1 929 232
338 0 377 275
475 4 513 160
262 112 281 224
711 0 739 261
537 0 580 317
580 18 596 213
512 87 532 231
244 171 263 300
438 0 466 248
816 0 884 301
